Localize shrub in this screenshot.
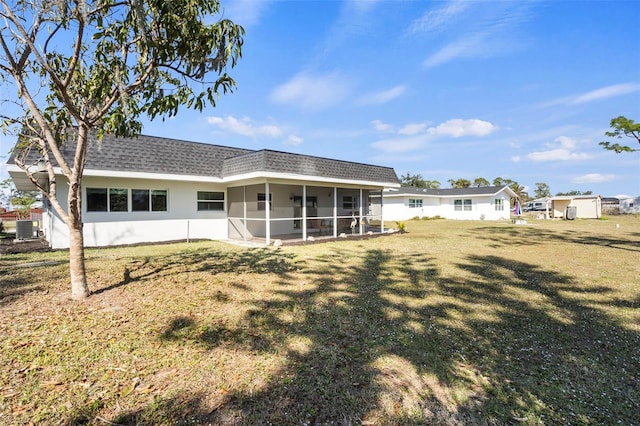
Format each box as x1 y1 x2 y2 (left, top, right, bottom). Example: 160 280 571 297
396 221 407 233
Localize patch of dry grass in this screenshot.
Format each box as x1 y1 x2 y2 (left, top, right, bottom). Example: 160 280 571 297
1 215 639 425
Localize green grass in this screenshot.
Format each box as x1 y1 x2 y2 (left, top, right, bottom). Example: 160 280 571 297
1 216 639 425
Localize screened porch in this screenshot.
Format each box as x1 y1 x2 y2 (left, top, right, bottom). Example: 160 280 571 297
227 182 386 245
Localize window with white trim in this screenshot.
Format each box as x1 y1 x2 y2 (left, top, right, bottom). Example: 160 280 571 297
409 198 423 208
197 191 224 211
87 187 167 212
132 189 168 212
454 199 472 211
494 199 504 211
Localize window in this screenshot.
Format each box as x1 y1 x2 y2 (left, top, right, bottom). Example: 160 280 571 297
454 199 472 211
87 188 107 212
342 195 354 210
409 198 423 208
257 193 272 211
495 199 504 211
88 187 167 213
132 189 149 211
197 191 224 211
151 190 168 212
133 189 168 212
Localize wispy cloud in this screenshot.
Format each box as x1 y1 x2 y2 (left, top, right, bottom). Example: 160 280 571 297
371 134 428 153
270 72 352 111
399 122 428 136
572 173 615 184
539 83 640 107
283 134 303 146
371 120 393 132
356 85 407 106
418 2 535 69
221 0 272 28
407 1 470 35
526 136 593 162
207 115 282 138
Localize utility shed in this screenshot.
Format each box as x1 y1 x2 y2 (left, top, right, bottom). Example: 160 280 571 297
550 195 602 219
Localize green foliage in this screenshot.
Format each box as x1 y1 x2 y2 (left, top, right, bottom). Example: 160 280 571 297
599 116 639 153
534 182 551 199
555 190 593 196
473 177 490 187
400 173 440 189
1 0 245 142
448 178 471 188
396 221 407 233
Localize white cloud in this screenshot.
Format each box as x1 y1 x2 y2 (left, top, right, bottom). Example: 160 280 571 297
357 85 407 106
371 120 393 132
553 135 577 150
511 156 521 163
283 134 303 146
526 135 593 162
527 149 592 162
540 83 640 107
270 72 352 111
207 115 282 138
399 122 428 136
572 173 615 184
428 119 497 137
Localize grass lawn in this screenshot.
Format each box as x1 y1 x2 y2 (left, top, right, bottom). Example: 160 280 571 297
1 216 639 425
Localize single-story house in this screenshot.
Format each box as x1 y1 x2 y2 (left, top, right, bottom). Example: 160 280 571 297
619 196 640 214
7 133 400 249
369 186 517 221
550 195 602 219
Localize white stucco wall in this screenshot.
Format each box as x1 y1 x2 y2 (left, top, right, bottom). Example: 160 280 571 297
45 177 229 249
371 194 512 221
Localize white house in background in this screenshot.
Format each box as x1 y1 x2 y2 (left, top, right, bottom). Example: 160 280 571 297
550 195 602 219
370 186 517 221
619 196 640 214
7 132 400 249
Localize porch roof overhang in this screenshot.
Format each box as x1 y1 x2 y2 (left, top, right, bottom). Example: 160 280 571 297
222 171 400 189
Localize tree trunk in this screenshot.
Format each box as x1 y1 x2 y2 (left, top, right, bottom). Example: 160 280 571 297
68 180 90 300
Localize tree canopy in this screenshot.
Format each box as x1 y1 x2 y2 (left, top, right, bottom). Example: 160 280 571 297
599 116 639 153
534 182 551 199
400 173 440 189
1 0 244 299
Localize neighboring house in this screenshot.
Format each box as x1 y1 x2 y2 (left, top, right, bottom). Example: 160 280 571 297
370 186 517 221
550 195 602 219
619 196 640 214
7 133 400 248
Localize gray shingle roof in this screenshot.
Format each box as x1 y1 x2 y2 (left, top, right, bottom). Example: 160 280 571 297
389 186 512 196
9 132 400 185
222 149 399 183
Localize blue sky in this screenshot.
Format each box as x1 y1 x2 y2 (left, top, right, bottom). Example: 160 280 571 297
2 0 639 197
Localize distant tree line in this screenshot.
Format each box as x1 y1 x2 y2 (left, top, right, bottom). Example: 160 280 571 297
401 174 593 202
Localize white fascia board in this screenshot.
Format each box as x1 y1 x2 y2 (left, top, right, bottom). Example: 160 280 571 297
222 171 400 189
82 169 224 183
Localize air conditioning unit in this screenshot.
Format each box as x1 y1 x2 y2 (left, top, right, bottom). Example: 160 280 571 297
15 220 34 240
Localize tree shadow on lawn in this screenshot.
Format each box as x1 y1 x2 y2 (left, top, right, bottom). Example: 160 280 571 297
92 247 299 295
469 225 640 253
99 248 639 425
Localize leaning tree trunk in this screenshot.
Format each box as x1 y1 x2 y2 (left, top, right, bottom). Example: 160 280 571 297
68 179 90 300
